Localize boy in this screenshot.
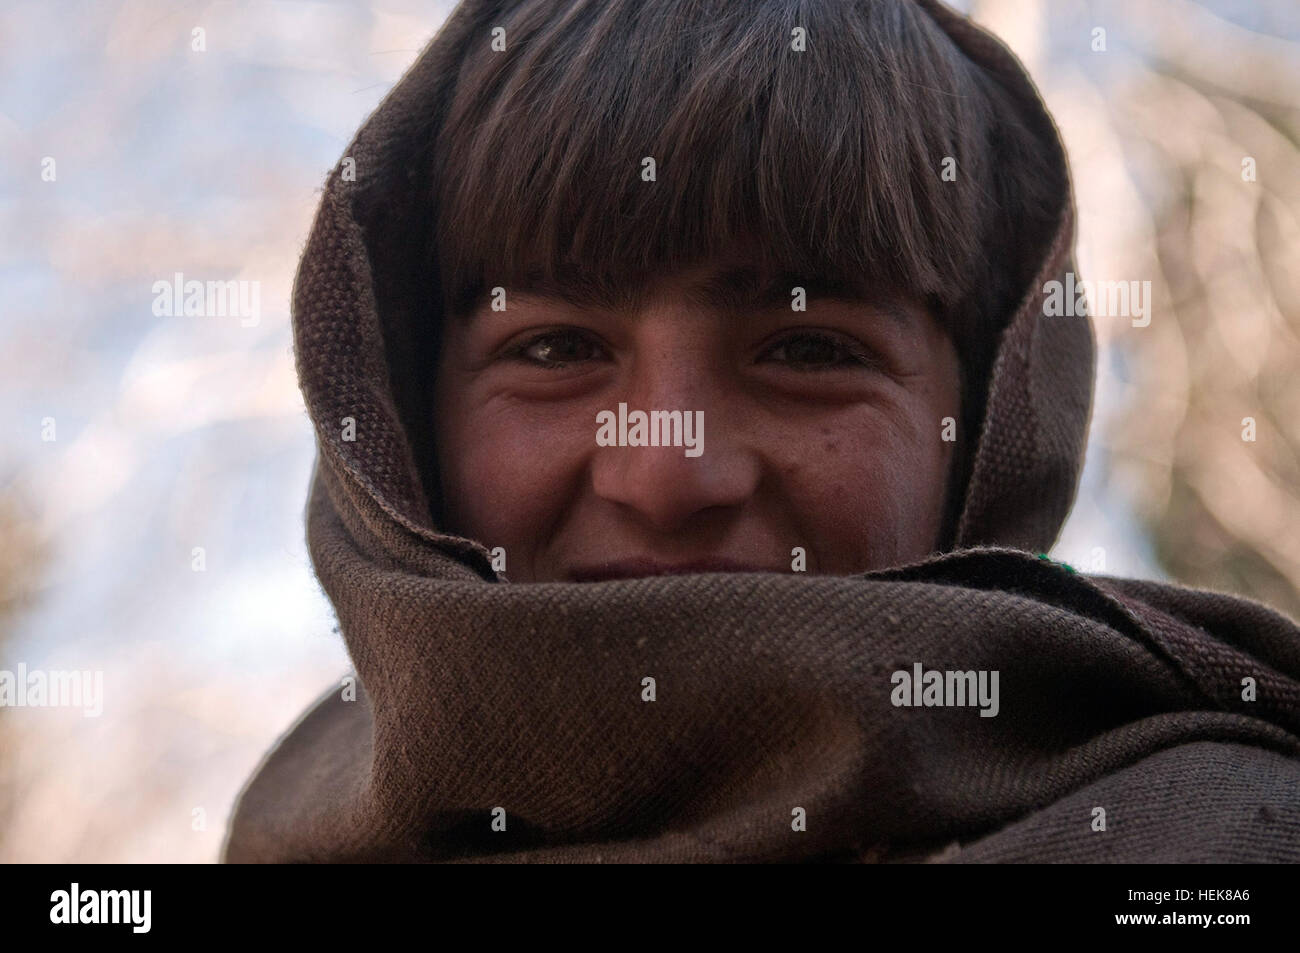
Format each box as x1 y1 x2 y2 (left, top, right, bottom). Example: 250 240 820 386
224 0 1300 863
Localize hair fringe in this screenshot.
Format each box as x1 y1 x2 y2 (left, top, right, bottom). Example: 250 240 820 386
433 0 1061 363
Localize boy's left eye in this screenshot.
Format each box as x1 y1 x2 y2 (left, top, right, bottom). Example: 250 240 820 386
759 331 879 371
511 329 606 367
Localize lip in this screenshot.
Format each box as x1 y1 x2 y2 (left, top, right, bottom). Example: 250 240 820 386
567 557 782 582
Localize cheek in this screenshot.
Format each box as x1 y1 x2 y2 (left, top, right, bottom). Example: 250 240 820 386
771 403 951 568
436 395 591 544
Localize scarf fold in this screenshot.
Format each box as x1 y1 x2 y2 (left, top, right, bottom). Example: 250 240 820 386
226 531 1300 861
222 0 1300 863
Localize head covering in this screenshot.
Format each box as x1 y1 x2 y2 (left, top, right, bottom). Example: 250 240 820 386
222 0 1300 863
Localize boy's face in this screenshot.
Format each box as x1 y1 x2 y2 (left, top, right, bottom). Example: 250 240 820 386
433 260 962 582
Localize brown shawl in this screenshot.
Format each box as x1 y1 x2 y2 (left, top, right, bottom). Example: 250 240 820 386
222 0 1300 863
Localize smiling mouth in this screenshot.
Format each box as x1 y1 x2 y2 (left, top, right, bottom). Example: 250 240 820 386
567 557 782 582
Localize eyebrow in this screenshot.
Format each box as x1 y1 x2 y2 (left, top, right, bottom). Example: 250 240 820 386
508 271 642 314
685 268 885 316
491 266 910 324
687 268 915 328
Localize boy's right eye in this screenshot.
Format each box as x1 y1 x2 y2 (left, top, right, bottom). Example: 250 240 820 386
511 329 605 367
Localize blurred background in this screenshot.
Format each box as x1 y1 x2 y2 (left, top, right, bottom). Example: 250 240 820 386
1 0 1297 862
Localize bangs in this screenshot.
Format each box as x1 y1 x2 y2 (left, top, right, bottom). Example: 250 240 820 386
433 0 1059 341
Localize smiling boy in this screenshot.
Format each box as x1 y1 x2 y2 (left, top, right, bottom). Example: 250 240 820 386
434 259 963 579
424 0 1061 580
224 0 1300 863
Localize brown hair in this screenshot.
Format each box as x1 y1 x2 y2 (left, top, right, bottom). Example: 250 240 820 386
429 0 1065 543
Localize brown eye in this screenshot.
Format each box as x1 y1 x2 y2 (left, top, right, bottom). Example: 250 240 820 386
762 332 876 370
516 330 603 366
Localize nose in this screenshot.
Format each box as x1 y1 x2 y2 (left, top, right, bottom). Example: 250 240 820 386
590 358 761 535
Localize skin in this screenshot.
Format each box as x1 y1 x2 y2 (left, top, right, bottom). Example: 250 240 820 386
433 260 962 582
